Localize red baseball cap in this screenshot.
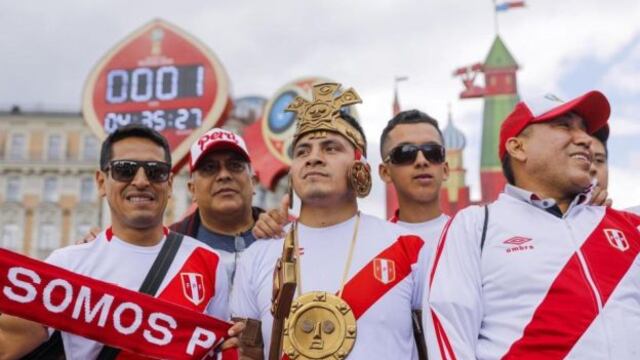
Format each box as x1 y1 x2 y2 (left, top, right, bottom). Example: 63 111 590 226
189 128 251 172
499 91 610 159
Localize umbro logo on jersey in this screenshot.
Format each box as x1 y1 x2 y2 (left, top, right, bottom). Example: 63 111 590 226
373 258 396 284
604 228 629 252
181 272 205 306
503 236 534 253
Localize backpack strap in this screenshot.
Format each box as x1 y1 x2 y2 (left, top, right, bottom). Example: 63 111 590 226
96 231 184 360
480 205 489 252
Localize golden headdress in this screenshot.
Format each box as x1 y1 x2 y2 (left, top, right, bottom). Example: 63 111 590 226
285 82 365 155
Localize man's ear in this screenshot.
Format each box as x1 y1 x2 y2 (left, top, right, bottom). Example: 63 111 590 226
506 137 527 162
96 170 107 197
442 161 450 182
378 163 393 184
167 173 174 199
187 176 196 203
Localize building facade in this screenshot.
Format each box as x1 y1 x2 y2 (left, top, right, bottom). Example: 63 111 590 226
0 109 101 259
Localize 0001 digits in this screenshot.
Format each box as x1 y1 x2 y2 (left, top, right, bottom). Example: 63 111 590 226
103 107 203 133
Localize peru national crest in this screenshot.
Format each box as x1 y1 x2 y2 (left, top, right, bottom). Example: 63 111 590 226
373 258 396 285
181 272 205 306
604 228 629 252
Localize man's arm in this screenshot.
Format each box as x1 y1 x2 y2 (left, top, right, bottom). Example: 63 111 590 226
0 314 48 360
230 244 267 360
424 208 484 360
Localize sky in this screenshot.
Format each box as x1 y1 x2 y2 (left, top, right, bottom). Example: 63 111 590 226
1 0 639 214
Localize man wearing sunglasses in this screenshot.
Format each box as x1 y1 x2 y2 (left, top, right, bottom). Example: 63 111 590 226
0 124 240 359
171 128 264 284
426 92 640 359
378 109 450 360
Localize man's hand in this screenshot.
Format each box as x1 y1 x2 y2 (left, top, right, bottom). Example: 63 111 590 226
589 185 613 207
228 318 264 360
253 195 291 239
75 227 101 245
0 314 48 360
219 321 245 351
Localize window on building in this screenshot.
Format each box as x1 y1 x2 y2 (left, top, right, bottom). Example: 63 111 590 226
83 135 99 161
5 177 20 202
80 177 95 203
43 177 58 203
0 223 20 251
9 133 26 160
47 134 63 161
35 222 59 259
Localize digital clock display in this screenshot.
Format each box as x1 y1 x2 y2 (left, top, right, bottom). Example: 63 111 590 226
104 107 203 133
82 19 231 168
105 64 204 104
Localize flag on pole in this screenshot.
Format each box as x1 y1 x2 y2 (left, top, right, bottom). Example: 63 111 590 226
392 89 401 115
495 1 525 12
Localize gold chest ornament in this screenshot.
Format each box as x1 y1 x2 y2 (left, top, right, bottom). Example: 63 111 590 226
280 213 362 359
282 291 356 359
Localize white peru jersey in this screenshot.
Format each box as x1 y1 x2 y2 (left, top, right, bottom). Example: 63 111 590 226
230 213 427 359
426 186 640 360
45 228 230 360
394 214 450 360
394 213 450 301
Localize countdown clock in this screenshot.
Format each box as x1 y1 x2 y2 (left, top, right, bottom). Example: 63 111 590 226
82 19 232 169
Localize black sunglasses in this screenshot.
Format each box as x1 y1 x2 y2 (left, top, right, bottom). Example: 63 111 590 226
196 158 248 177
384 143 446 165
104 160 171 183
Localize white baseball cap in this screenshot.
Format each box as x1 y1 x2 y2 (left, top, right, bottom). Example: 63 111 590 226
189 128 251 172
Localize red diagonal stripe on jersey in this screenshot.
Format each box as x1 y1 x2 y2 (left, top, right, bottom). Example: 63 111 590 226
281 235 424 360
157 247 220 312
504 209 640 359
341 235 423 318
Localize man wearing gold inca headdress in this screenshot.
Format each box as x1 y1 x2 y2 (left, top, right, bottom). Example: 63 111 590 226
230 82 428 359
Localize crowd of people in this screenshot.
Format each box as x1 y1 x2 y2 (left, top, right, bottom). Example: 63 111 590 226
0 83 638 360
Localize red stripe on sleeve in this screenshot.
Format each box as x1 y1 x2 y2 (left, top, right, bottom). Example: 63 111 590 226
429 217 454 288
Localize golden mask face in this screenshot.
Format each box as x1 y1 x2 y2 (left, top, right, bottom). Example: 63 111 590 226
284 292 356 360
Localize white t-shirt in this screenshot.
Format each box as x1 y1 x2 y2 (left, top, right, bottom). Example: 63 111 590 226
395 213 450 289
230 213 427 359
45 228 229 360
627 205 640 215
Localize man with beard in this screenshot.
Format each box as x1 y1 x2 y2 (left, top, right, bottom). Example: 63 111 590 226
426 92 640 359
231 83 427 359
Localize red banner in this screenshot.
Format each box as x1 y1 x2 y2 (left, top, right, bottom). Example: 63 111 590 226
0 248 232 360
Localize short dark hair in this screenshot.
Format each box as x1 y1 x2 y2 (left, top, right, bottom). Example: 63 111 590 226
379 109 444 157
99 124 171 170
501 153 516 185
592 125 609 158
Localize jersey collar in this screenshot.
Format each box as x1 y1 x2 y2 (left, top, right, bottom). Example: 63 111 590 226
105 226 169 241
504 184 589 217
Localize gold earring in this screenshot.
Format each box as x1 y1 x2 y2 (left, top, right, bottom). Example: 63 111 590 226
348 161 372 198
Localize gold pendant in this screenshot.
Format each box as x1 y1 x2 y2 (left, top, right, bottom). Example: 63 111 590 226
283 291 357 359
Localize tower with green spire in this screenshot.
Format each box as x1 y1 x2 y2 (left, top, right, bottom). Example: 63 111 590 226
480 35 519 201
454 35 520 202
